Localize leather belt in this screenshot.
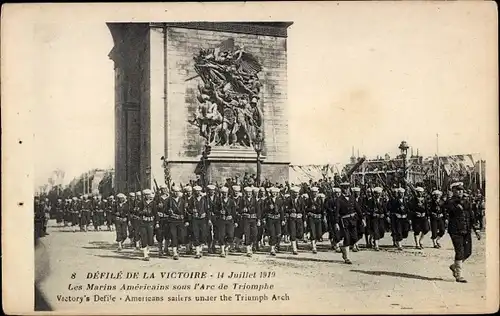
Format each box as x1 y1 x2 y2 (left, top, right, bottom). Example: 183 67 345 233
222 215 234 221
395 213 407 219
341 213 356 219
142 216 155 222
372 213 385 218
242 213 257 219
157 212 168 218
193 213 207 219
431 213 444 218
289 213 303 219
169 214 184 220
308 213 322 219
116 217 128 222
95 210 104 213
267 214 280 220
415 212 426 218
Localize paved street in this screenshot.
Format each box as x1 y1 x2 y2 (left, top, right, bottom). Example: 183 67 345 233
38 219 488 314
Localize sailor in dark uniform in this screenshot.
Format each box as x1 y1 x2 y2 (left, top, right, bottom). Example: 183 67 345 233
285 186 305 255
155 184 170 257
410 187 430 249
167 186 187 260
264 187 284 256
351 187 365 252
445 182 481 283
334 182 362 264
114 193 129 251
429 190 446 248
389 188 411 250
215 186 235 257
188 186 210 259
305 187 324 254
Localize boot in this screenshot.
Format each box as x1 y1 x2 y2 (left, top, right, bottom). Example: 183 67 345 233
374 240 380 251
334 243 341 253
117 241 123 252
173 247 179 260
143 247 150 261
341 246 352 264
436 237 441 248
455 260 467 283
432 239 438 248
195 246 202 259
311 240 317 254
220 245 226 258
396 241 403 251
292 241 298 255
270 245 276 256
135 241 140 251
418 234 425 249
246 245 253 257
414 235 421 249
352 243 359 252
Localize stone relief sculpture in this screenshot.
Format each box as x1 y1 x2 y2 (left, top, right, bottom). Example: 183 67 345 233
188 38 264 148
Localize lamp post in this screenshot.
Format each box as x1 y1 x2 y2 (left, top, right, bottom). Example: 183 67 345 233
399 141 409 185
253 133 264 186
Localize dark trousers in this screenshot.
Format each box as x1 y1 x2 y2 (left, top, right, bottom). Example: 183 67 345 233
169 221 186 247
55 211 64 223
234 219 244 239
308 217 323 241
430 217 446 239
155 220 169 243
115 219 128 242
257 224 264 244
80 211 91 226
243 218 258 245
139 221 155 247
450 232 472 261
412 217 430 235
393 217 410 242
267 218 281 246
93 211 105 227
71 213 79 226
106 212 114 226
340 216 358 247
217 219 235 245
371 216 386 240
35 220 44 239
288 218 304 241
192 218 209 246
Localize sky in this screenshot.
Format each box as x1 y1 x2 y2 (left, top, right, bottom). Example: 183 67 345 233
29 2 498 187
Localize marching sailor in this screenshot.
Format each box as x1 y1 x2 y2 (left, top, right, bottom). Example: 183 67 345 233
188 186 209 259
155 184 170 257
410 187 430 249
367 187 387 251
240 186 261 257
114 193 129 251
305 187 324 254
264 187 284 256
167 186 187 260
138 189 157 261
334 182 362 264
285 186 305 255
389 188 411 251
215 186 236 257
429 190 446 248
445 182 481 283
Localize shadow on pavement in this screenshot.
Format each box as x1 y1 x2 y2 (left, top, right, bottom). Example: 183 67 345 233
94 253 145 261
273 255 346 264
350 269 451 282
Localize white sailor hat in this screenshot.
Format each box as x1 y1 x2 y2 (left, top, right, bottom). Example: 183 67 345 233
302 193 309 199
184 186 192 192
193 186 202 191
415 187 425 193
352 187 361 192
109 195 115 199
136 191 142 196
450 182 464 190
57 198 62 201
311 187 319 192
398 188 406 193
220 186 229 193
142 189 152 195
129 192 135 197
232 185 241 192
431 190 442 196
270 187 280 193
160 184 168 189
244 187 253 193
252 187 260 193
340 182 350 187
291 186 300 193
172 186 181 192
333 187 341 193
117 193 126 198
259 187 266 192
207 185 216 190
318 193 326 198
83 194 88 198
373 187 383 193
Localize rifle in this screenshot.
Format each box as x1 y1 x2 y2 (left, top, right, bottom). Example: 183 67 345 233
135 174 145 205
154 178 160 193
376 173 395 200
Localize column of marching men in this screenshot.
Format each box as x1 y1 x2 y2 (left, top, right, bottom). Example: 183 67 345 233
34 181 485 282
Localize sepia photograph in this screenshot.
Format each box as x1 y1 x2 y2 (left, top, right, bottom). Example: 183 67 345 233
2 2 498 315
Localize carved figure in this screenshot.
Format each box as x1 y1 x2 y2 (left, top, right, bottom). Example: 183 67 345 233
189 38 264 148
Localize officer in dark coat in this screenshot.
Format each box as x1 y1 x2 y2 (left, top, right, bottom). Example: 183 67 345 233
429 190 446 248
334 182 363 264
445 182 481 283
